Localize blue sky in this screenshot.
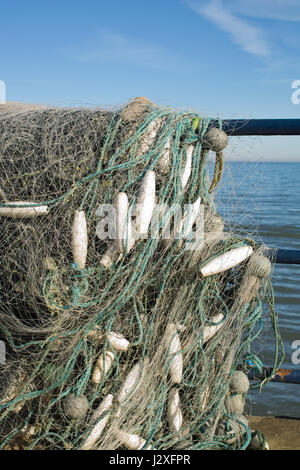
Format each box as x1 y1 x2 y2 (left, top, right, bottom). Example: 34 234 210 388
0 0 300 160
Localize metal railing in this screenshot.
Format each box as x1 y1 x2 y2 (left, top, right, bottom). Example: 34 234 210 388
203 118 300 266
212 118 300 385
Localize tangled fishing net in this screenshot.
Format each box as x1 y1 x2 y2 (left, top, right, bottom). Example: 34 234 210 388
0 98 284 450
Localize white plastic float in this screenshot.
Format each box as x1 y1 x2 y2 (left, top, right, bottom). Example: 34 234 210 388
203 313 224 343
80 394 114 450
72 210 88 269
139 119 171 173
91 332 129 384
174 196 201 240
114 429 152 450
199 384 210 413
140 123 192 188
139 119 160 155
158 138 171 174
185 313 224 353
180 146 193 190
88 330 129 352
107 332 129 352
100 170 156 263
168 388 183 434
115 192 135 254
92 350 115 384
100 244 121 269
135 170 155 237
164 324 183 384
117 357 149 404
200 245 253 278
0 201 48 218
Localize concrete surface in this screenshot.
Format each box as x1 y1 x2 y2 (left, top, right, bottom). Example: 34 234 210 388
249 416 300 450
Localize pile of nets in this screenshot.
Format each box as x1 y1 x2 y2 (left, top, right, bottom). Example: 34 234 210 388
0 98 284 450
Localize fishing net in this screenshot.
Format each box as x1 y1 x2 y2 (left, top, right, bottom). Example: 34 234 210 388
0 98 284 450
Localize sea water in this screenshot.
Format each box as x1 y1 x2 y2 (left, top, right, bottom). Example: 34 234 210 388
215 161 300 418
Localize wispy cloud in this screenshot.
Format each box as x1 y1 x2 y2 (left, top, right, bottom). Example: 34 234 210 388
68 30 180 71
187 0 270 57
229 0 300 23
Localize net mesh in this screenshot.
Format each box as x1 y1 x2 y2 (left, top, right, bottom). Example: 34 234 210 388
0 98 284 450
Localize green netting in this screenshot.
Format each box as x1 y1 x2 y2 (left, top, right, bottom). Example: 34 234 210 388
0 98 283 450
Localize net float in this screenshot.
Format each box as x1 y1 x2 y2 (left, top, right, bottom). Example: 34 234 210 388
72 210 88 269
138 119 171 173
200 245 253 277
158 137 171 174
199 383 211 413
203 313 225 343
115 192 135 254
227 393 245 415
135 170 156 237
114 428 152 450
224 415 249 445
168 388 183 434
187 313 225 349
229 371 250 395
107 332 129 352
180 146 193 190
247 253 272 278
88 329 129 352
174 197 201 240
164 323 183 384
139 119 160 155
205 214 225 238
237 275 260 304
0 201 48 218
203 127 228 152
138 113 171 173
63 393 89 420
80 394 113 450
117 357 149 404
92 350 115 384
100 244 121 269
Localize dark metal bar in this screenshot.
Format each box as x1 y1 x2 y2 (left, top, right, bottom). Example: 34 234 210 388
265 248 300 265
209 119 300 136
248 367 300 385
